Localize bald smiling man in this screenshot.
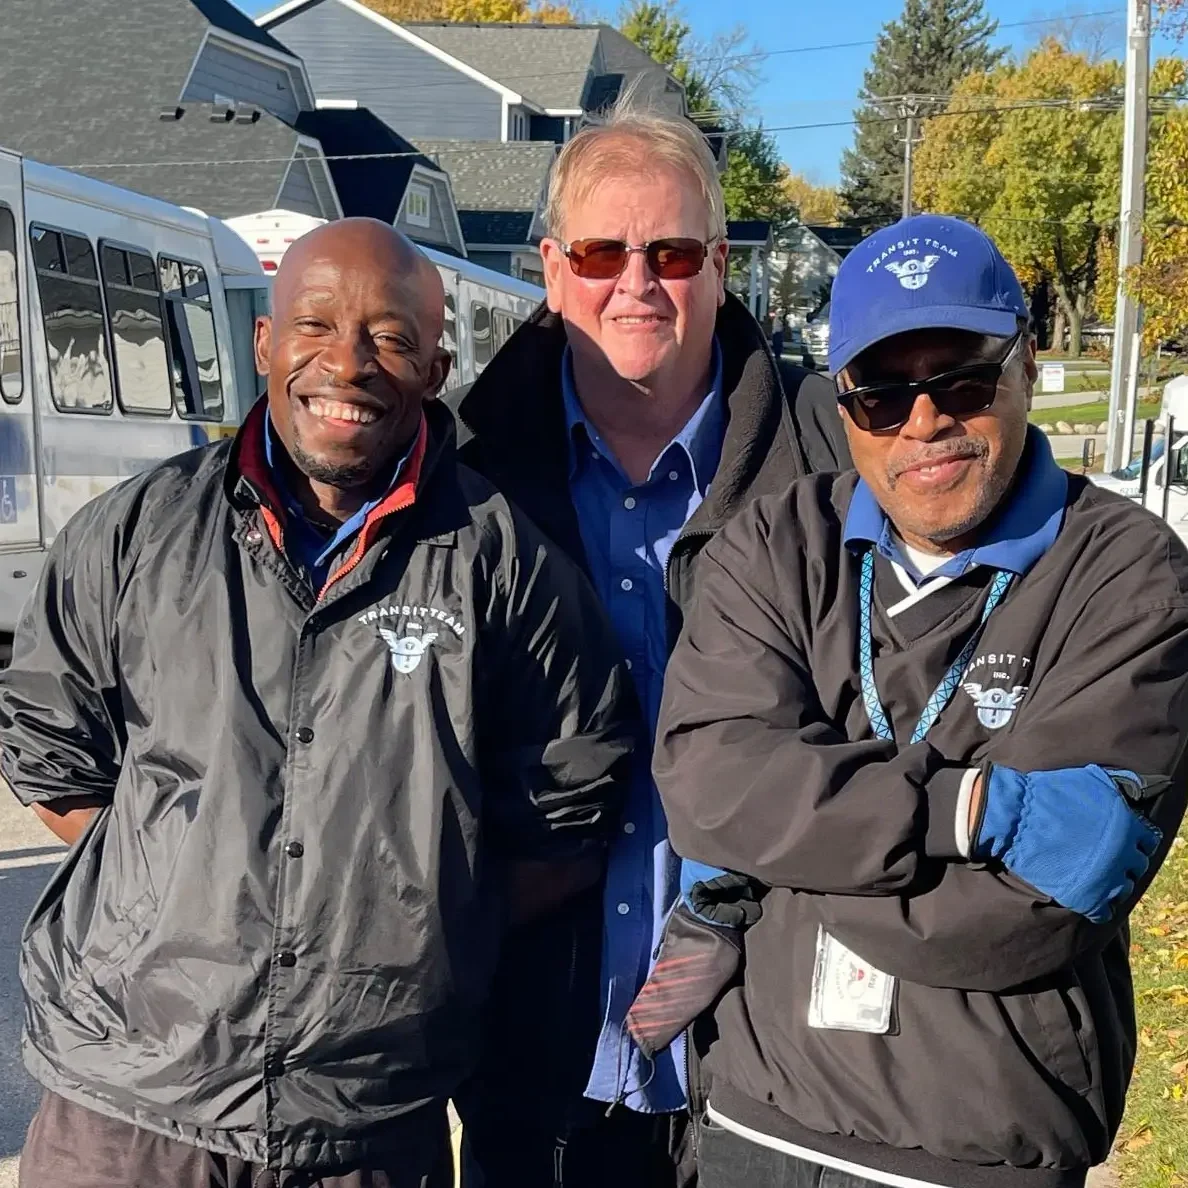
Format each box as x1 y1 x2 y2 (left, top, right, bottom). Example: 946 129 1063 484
1 219 633 1188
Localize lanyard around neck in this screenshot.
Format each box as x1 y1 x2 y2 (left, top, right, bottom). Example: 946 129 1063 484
858 549 1013 745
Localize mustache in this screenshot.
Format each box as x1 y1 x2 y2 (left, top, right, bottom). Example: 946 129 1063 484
889 437 989 482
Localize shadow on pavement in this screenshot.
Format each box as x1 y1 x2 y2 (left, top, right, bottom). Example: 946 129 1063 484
0 863 52 1159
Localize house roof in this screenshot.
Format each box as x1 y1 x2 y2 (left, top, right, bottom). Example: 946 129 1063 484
595 26 684 114
295 107 440 223
807 224 865 256
728 220 773 246
403 22 602 110
460 211 536 246
0 0 322 220
413 139 555 213
190 0 298 57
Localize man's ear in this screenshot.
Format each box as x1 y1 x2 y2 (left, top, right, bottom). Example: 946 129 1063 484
540 239 566 315
712 239 728 308
423 347 451 401
254 316 272 377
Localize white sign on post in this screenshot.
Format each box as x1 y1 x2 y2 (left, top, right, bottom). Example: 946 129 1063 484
1041 363 1066 394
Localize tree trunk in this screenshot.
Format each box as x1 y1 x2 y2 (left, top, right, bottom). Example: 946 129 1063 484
1067 307 1084 359
1052 308 1068 355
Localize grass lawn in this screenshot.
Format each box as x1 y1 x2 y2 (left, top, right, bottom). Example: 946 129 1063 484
1116 833 1188 1188
1029 399 1162 428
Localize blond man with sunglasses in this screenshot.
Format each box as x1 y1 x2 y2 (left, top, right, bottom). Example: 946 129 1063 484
446 103 848 1188
634 214 1188 1188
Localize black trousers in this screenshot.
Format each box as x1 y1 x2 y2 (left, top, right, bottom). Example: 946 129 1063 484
696 1117 883 1188
459 1099 694 1188
19 1091 454 1188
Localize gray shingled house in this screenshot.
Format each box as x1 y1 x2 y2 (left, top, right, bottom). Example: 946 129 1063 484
0 0 464 250
259 0 690 273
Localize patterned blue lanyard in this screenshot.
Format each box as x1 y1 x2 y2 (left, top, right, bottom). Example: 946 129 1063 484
858 549 1013 744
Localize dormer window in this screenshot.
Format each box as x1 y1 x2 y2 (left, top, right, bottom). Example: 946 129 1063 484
405 183 431 228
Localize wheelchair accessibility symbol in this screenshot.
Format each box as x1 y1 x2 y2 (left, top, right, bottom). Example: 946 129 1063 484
0 476 16 524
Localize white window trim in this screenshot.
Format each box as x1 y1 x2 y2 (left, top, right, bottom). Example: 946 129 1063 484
404 182 432 229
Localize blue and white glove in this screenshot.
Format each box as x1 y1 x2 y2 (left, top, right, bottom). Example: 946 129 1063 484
973 765 1163 923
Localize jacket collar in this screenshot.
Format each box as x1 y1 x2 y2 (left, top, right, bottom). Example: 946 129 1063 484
455 291 809 544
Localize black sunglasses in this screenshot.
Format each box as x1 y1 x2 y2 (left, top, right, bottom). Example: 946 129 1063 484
837 332 1026 432
560 237 717 280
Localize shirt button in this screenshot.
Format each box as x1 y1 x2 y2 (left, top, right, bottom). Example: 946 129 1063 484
620 577 633 592
623 496 637 510
623 822 636 835
668 470 679 482
277 950 297 968
617 902 630 916
285 841 305 858
246 529 263 545
295 727 314 744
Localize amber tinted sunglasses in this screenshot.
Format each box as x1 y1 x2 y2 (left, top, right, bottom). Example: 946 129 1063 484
560 237 718 280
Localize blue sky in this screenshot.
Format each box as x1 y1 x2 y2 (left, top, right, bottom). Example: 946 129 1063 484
239 0 1184 183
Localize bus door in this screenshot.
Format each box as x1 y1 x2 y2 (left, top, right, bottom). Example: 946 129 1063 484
0 149 41 549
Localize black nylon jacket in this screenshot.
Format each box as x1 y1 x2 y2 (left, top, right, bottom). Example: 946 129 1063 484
445 293 850 1150
0 398 633 1172
655 463 1188 1188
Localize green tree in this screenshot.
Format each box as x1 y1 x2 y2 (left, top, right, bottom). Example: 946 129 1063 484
618 0 794 228
840 0 1004 230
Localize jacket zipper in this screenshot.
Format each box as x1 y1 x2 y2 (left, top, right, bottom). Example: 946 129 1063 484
553 923 582 1188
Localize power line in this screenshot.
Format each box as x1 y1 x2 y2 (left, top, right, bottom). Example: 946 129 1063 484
72 90 1185 172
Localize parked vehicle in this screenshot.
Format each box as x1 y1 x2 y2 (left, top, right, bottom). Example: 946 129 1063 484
0 144 268 646
225 210 543 390
802 300 831 371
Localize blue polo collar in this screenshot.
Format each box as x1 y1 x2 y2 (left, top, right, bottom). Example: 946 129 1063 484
561 339 725 493
843 425 1068 582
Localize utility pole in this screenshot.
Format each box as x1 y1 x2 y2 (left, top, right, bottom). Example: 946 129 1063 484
1104 0 1151 473
900 97 920 219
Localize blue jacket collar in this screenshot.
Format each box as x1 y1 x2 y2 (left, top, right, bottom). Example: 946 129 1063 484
843 425 1068 579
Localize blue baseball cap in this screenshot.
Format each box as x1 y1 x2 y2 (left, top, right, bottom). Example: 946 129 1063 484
828 214 1029 376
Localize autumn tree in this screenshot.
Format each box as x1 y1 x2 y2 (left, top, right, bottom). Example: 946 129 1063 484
840 0 1003 229
782 174 842 225
365 0 576 24
913 41 1125 356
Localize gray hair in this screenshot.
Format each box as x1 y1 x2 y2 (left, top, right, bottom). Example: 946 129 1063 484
544 94 727 242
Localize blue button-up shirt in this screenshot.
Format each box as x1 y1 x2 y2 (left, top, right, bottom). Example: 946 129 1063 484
264 411 418 590
563 344 725 1113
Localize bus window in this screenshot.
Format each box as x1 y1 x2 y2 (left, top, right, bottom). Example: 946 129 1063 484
0 205 22 402
30 226 113 412
160 255 223 421
442 291 459 386
100 243 172 414
472 302 493 371
493 310 522 352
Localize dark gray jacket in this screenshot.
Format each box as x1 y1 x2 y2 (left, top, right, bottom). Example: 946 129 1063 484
655 463 1188 1188
1 398 632 1172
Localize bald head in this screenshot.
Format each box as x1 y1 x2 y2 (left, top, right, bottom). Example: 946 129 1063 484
273 218 445 342
254 217 451 504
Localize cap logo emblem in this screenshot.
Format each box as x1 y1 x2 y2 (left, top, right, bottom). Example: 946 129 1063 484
885 254 940 290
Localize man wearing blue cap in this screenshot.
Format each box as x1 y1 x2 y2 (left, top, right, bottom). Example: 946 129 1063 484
631 216 1188 1188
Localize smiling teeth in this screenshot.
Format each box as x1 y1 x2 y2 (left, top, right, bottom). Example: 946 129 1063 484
307 398 377 424
615 316 658 324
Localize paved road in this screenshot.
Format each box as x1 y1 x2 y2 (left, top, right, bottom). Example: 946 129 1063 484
0 789 65 1186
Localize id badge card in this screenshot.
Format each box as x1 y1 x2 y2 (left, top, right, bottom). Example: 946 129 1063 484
808 926 896 1034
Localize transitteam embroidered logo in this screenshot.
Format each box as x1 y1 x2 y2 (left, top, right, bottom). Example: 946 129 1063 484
357 602 465 676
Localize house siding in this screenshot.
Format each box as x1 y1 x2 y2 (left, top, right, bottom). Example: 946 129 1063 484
268 1 503 140
467 250 512 275
183 38 302 123
277 154 325 217
395 174 459 251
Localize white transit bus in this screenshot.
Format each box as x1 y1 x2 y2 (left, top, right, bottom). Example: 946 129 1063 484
0 145 269 649
225 210 544 390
